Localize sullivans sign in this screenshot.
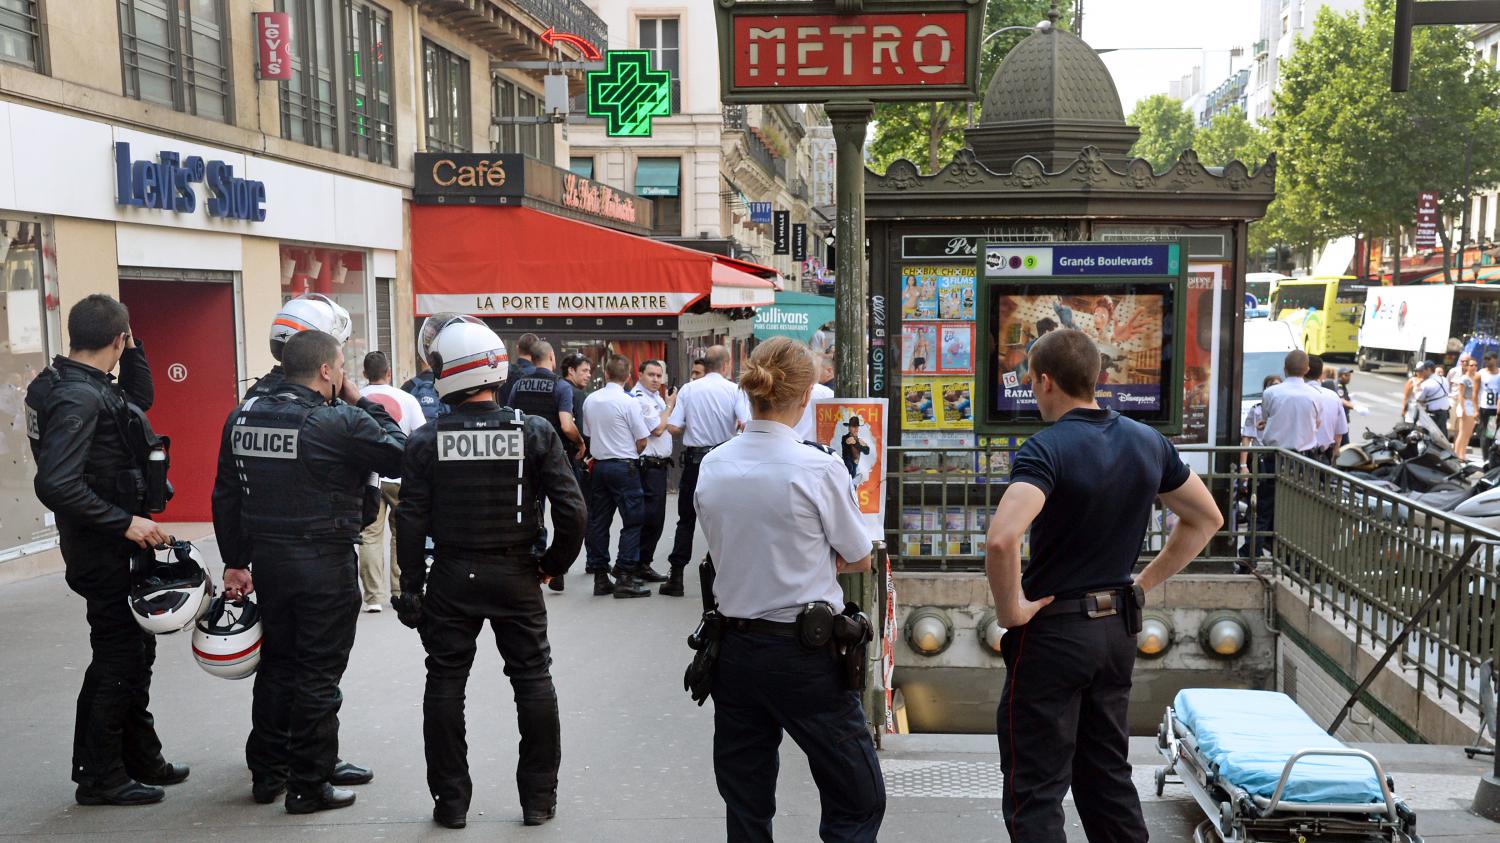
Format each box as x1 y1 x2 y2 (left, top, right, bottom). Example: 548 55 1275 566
113 142 267 221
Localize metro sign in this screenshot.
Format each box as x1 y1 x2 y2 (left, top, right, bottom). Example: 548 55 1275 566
715 0 984 103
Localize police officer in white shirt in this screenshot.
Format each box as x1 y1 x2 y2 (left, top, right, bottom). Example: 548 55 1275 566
694 337 884 842
630 360 676 582
579 355 653 598
662 345 748 596
1411 360 1452 432
1306 355 1348 462
1252 350 1323 556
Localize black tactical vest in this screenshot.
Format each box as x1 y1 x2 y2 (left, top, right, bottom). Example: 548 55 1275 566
228 394 364 542
508 370 562 435
430 408 539 552
243 366 285 400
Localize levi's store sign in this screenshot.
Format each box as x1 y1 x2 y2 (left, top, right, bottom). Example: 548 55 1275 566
113 142 267 221
716 0 983 103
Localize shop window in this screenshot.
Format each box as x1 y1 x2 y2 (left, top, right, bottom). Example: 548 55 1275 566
569 157 594 179
279 244 371 383
0 0 41 71
276 0 395 164
1 217 60 558
637 158 681 236
638 17 681 113
118 0 231 122
424 38 470 153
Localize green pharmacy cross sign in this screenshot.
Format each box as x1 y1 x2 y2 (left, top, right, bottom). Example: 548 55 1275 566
587 50 671 137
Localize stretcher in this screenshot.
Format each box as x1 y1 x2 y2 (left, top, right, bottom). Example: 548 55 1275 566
1156 689 1421 843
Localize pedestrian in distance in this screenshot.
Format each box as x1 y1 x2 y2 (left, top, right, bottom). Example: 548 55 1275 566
213 329 407 814
630 359 677 583
1449 354 1473 440
1305 355 1347 463
1455 356 1481 461
27 294 184 807
695 336 885 843
1334 368 1356 446
1237 374 1281 564
554 352 595 594
664 345 748 596
392 320 585 830
358 351 426 612
689 357 708 381
985 329 1220 843
496 332 539 406
1411 360 1452 433
1252 350 1323 556
402 312 468 423
507 340 583 561
1479 354 1500 460
580 354 653 598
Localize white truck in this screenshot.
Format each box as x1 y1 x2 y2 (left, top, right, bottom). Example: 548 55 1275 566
1357 284 1500 372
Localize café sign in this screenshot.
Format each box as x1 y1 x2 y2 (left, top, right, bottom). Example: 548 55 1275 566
715 0 984 104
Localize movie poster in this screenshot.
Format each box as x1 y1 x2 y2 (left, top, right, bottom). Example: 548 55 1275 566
992 289 1169 417
901 322 939 374
901 379 939 430
936 377 975 429
901 269 940 320
814 398 889 540
1174 264 1227 462
938 323 973 373
937 267 977 321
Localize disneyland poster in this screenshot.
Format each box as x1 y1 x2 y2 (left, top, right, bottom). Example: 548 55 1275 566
937 267 977 320
901 378 939 430
1173 264 1227 461
900 268 940 320
901 322 939 374
938 323 973 373
814 398 889 540
991 288 1170 419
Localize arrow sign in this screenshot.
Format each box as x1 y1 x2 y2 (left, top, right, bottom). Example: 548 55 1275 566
587 51 672 137
541 27 602 62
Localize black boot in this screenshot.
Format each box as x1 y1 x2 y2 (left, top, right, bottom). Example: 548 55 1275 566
329 760 373 786
285 783 356 814
252 780 286 805
523 804 557 826
433 801 467 829
637 564 669 583
134 762 190 786
75 780 165 807
613 572 652 599
659 566 685 597
592 571 615 596
548 574 565 592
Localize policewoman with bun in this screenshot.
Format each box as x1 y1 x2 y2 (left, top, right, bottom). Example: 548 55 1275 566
693 336 886 842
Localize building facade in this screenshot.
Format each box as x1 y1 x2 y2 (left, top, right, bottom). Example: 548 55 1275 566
1246 0 1363 120
1464 23 1500 252
0 0 600 562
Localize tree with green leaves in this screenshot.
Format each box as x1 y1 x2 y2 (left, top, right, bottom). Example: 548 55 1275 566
1193 108 1269 170
1127 95 1196 171
868 0 1074 173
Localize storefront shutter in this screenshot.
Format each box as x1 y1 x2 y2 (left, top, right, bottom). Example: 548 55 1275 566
376 275 393 365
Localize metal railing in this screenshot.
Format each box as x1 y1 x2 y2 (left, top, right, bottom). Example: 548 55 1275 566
743 128 786 180
884 442 1500 713
510 0 607 56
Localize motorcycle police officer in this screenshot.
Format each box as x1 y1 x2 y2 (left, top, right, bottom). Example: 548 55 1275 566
212 329 407 814
401 312 465 423
245 293 352 399
694 337 885 842
392 320 586 829
28 294 183 807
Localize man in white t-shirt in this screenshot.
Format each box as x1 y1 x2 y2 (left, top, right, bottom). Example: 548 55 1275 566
358 351 426 611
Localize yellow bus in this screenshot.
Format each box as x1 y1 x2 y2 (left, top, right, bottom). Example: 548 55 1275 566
1270 276 1369 358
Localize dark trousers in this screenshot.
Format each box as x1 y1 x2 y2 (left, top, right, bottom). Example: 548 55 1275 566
245 546 361 792
1243 453 1277 558
668 448 713 569
1430 408 1450 435
712 631 885 843
997 613 1145 843
72 591 167 788
420 552 559 813
638 461 670 567
1481 409 1497 462
584 459 644 573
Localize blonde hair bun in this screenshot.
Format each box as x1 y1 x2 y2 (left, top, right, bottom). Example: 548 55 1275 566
742 336 816 415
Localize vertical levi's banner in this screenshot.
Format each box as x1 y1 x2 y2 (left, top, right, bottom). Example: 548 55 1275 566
254 12 292 81
814 398 888 541
773 210 790 255
1415 191 1439 248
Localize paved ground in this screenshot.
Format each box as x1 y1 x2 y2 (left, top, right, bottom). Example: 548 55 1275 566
1 513 1496 841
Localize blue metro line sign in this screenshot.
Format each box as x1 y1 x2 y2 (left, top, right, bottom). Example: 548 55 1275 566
587 51 671 137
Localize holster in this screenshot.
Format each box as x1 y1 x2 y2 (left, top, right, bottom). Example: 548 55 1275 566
834 602 874 693
684 610 724 706
1123 584 1145 636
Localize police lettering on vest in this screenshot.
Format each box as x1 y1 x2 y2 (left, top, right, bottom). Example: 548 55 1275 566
231 425 299 459
508 372 562 435
438 428 523 461
430 410 539 550
230 396 365 542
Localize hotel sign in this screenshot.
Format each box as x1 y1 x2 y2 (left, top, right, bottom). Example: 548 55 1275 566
715 0 984 104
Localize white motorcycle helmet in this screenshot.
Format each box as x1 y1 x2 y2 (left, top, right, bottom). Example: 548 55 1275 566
269 293 353 361
192 595 262 680
430 320 508 404
418 313 486 370
128 540 214 635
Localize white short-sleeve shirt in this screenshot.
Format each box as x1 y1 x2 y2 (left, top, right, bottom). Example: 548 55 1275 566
667 371 747 447
695 419 872 622
1313 382 1349 449
793 383 835 441
1259 378 1323 452
580 382 650 460
630 383 673 458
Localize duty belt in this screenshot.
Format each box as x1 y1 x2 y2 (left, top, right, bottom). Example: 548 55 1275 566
1035 588 1126 620
640 456 672 469
723 617 797 637
684 444 719 455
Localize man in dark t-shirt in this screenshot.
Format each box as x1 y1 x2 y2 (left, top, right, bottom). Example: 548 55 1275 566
985 329 1221 843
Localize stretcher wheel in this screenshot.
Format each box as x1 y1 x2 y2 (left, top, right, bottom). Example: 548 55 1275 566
1154 766 1167 797
1219 803 1234 837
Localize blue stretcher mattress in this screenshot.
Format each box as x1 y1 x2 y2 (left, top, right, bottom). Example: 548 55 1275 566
1173 689 1383 805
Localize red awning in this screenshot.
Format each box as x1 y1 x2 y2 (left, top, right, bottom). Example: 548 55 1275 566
412 205 776 317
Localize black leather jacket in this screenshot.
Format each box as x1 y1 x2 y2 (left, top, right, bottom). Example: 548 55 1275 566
396 401 586 587
243 365 285 400
211 382 406 569
28 347 154 538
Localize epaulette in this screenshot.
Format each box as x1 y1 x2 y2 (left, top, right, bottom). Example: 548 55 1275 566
801 440 836 456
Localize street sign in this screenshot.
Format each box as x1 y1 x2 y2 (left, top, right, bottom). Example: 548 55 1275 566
774 211 790 255
793 223 807 261
1415 190 1439 248
714 0 985 104
749 201 772 223
587 51 671 137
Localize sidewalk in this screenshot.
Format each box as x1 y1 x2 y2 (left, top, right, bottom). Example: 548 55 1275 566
0 502 1495 840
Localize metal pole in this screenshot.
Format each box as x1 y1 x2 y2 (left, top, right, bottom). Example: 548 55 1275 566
1460 131 1474 278
827 101 873 398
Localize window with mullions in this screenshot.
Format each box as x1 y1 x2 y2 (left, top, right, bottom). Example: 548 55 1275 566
638 17 680 113
118 0 230 122
492 78 516 152
344 1 394 165
423 39 470 153
279 0 338 151
490 79 555 162
518 90 537 157
277 0 395 164
0 0 41 71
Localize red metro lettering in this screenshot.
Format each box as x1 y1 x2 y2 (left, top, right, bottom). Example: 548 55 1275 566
734 13 967 87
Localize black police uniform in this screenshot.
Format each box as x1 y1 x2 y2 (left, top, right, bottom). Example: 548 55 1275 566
395 402 585 823
26 347 175 793
401 369 449 423
997 408 1190 843
244 365 285 400
508 367 571 556
210 383 406 800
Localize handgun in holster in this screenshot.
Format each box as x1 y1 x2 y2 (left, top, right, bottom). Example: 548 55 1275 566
833 602 874 693
683 554 723 706
1122 584 1145 636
